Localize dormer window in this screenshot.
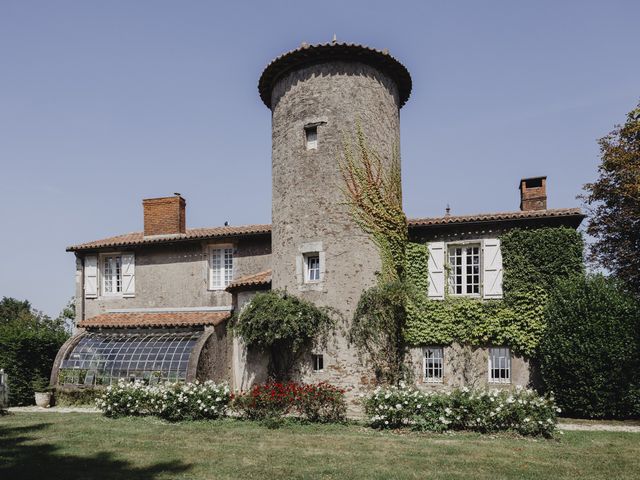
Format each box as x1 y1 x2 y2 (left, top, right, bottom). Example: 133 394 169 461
305 125 318 150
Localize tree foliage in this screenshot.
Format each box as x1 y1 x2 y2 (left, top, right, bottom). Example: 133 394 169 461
233 291 335 380
539 274 640 418
582 103 640 295
0 297 70 405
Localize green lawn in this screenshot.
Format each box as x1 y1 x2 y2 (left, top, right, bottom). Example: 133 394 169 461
1 413 639 480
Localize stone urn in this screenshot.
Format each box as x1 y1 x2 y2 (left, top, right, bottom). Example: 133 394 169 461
34 391 52 408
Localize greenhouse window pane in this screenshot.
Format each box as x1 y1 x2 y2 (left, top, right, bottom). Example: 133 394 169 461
59 330 202 386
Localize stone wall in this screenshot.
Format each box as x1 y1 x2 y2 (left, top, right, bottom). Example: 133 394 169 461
269 60 402 408
78 236 271 321
407 344 530 391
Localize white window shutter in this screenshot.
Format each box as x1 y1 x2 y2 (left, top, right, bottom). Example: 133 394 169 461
427 242 445 300
122 253 135 297
84 255 98 298
482 238 503 299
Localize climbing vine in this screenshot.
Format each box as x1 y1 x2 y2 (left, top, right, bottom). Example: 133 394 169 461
233 290 335 379
339 123 407 282
405 227 585 357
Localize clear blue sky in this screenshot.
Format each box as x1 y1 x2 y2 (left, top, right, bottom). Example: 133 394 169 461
1 0 638 317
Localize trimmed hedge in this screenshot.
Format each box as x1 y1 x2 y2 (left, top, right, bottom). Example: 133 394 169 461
0 322 68 406
365 385 559 437
539 274 640 418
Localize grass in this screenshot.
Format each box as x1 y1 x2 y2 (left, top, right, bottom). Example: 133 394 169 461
1 413 639 480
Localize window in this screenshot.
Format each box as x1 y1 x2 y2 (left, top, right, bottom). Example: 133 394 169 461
58 330 202 386
424 347 443 383
488 347 511 383
305 253 321 282
102 255 122 295
305 125 318 150
448 244 480 295
209 246 234 289
312 354 324 372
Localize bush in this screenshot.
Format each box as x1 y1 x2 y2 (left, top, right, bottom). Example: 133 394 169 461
96 380 231 421
0 318 69 405
54 387 102 407
539 274 640 418
233 291 335 379
364 384 558 437
232 381 347 423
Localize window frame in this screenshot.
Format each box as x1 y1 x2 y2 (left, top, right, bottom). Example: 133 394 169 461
488 347 511 384
312 353 324 373
99 252 124 297
423 346 444 383
208 244 234 290
304 253 321 283
447 242 482 297
305 125 318 150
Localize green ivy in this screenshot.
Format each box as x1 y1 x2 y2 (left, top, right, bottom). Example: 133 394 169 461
404 227 584 357
501 227 584 294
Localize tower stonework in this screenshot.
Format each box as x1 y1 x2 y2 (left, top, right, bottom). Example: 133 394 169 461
259 42 411 397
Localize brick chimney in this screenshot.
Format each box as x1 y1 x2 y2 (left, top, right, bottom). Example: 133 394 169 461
143 194 186 236
519 177 547 211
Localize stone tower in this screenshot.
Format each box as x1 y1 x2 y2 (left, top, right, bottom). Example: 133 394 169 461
258 42 412 391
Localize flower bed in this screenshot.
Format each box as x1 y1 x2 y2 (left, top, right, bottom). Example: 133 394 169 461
96 380 231 421
364 384 559 437
232 381 346 423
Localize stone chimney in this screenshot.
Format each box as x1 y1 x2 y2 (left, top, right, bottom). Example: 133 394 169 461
143 194 186 236
519 177 547 211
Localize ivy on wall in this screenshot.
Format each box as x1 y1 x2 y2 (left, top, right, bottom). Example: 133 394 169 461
405 227 584 357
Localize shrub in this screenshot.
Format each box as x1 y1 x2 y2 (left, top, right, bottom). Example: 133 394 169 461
233 291 335 379
0 317 69 405
364 384 558 437
232 381 347 423
539 274 640 418
295 383 347 423
96 380 231 421
54 387 103 407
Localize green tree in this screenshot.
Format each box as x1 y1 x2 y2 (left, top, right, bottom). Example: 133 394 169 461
582 102 640 295
0 297 70 405
539 275 640 418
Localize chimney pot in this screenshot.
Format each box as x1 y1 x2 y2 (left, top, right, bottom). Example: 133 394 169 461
142 195 186 236
519 176 547 211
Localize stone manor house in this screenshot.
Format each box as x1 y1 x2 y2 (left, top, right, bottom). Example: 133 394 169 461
51 42 583 398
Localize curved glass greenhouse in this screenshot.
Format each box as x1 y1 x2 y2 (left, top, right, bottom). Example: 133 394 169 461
57 330 204 386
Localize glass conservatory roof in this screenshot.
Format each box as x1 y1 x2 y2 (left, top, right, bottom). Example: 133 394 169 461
58 330 203 386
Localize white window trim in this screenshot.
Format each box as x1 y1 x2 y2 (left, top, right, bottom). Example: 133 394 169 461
303 253 321 284
447 242 482 297
208 243 234 291
423 346 444 383
488 347 511 384
98 252 125 298
296 241 326 291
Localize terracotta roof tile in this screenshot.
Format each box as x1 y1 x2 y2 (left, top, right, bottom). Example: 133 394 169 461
226 270 272 292
78 311 231 329
258 42 412 108
67 224 271 251
408 208 584 227
67 209 583 252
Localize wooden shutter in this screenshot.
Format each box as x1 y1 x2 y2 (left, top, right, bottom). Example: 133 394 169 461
122 253 135 297
84 255 98 298
482 238 503 299
427 242 445 300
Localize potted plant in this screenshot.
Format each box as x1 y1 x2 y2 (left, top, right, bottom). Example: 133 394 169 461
33 377 53 408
